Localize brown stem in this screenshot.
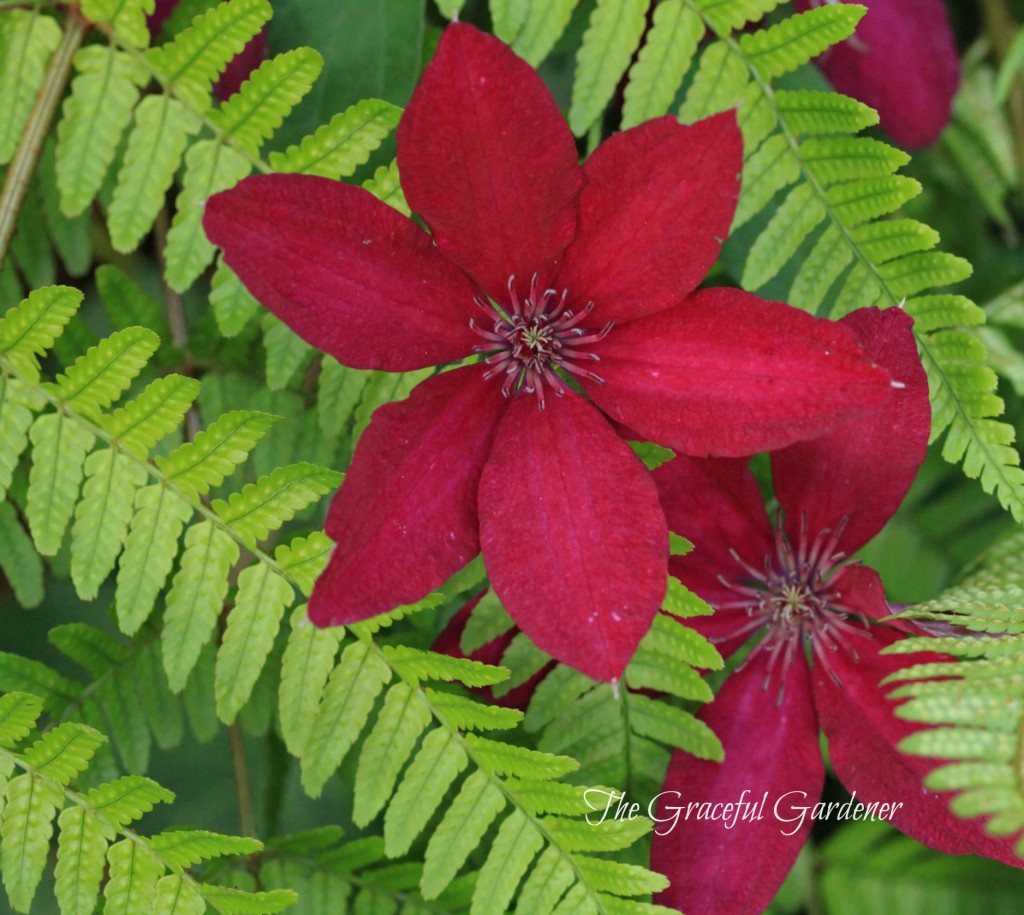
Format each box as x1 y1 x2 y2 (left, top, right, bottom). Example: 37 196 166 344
228 722 257 837
0 6 88 272
981 0 1024 195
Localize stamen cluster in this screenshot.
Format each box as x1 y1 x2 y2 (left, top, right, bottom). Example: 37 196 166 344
718 515 872 690
470 274 612 408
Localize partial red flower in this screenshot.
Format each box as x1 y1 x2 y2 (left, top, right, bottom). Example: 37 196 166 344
204 23 895 682
650 307 1020 915
795 0 960 148
149 0 267 101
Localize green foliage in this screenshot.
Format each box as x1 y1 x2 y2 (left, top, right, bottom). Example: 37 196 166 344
0 10 62 166
885 530 1024 855
0 691 294 914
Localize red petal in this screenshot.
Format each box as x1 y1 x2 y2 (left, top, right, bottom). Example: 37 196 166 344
478 392 667 682
652 654 824 915
555 112 742 324
309 366 506 626
586 287 893 456
204 174 479 371
814 628 1023 867
654 455 775 657
795 0 959 148
772 306 929 556
396 23 581 300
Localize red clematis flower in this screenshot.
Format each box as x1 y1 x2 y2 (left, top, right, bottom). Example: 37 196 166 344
203 23 896 682
649 307 1020 914
795 0 960 148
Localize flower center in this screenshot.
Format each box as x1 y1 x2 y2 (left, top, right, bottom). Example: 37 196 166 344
717 515 872 691
470 274 613 409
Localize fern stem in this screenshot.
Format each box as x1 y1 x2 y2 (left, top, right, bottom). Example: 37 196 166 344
229 722 258 836
981 0 1024 197
0 6 88 271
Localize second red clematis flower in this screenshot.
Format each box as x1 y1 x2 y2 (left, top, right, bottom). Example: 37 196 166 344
204 23 895 681
795 0 960 148
650 307 1021 914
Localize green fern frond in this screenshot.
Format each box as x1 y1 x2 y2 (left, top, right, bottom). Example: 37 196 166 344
362 159 410 215
568 0 649 137
145 0 271 111
210 259 261 336
162 521 240 690
55 46 147 217
0 285 82 382
163 140 252 293
103 373 201 458
269 97 400 178
278 605 340 756
210 47 323 157
261 314 312 390
214 563 294 722
621 0 702 130
511 0 579 67
0 503 42 609
81 0 155 49
0 10 62 166
108 95 201 254
738 2 863 80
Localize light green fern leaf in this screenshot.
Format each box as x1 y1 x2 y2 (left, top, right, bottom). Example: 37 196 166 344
115 483 195 634
156 409 278 499
568 0 649 137
0 504 44 608
621 0 703 129
81 0 154 49
210 260 261 336
0 377 35 503
465 734 579 780
55 805 111 915
301 641 392 798
384 727 468 857
26 412 95 555
152 874 205 914
108 95 202 254
274 530 333 596
426 690 523 733
775 87 878 133
739 3 864 80
800 136 910 184
278 605 340 756
574 857 668 897
163 139 251 293
270 98 401 178
70 449 148 600
460 589 515 654
695 0 784 34
0 11 62 165
317 356 368 439
262 314 312 390
491 0 529 42
541 815 652 854
212 462 341 551
149 829 261 867
23 722 106 785
629 693 722 760
211 48 323 157
362 159 410 215
103 373 201 459
104 838 163 915
678 40 749 124
56 46 146 217
1 772 64 912
512 0 580 67
732 133 801 230
742 182 826 290
0 285 82 383
146 0 271 111
421 770 506 899
215 563 294 723
0 693 44 748
46 326 159 418
789 223 852 310
162 521 240 692
472 809 544 915
352 683 432 827
382 646 509 689
199 884 298 914
516 844 575 914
